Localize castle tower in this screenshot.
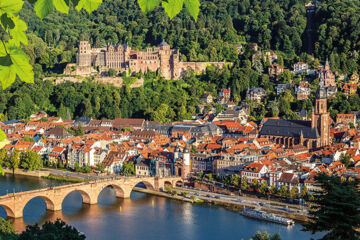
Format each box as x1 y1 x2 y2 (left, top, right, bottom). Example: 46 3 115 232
182 146 191 178
158 39 171 79
77 41 92 67
312 79 330 147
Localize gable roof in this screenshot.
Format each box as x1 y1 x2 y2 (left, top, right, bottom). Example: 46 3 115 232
260 119 319 139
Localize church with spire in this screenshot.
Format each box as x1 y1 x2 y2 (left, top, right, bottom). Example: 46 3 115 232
259 78 331 149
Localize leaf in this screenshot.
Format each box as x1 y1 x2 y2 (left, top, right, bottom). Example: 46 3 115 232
76 0 102 13
7 45 34 84
9 16 28 46
0 13 15 30
162 0 184 20
0 0 24 15
0 42 34 89
27 0 37 4
54 0 69 14
184 0 199 21
137 0 159 13
0 58 16 89
34 0 53 19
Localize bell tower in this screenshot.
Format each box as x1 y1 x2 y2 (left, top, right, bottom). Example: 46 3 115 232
312 79 330 147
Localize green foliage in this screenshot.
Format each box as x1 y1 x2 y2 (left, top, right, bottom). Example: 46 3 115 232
17 219 86 240
122 161 135 176
279 185 289 198
259 181 269 196
270 184 277 195
249 231 281 240
4 150 20 174
241 176 248 191
75 124 84 136
289 186 299 199
96 163 105 171
207 173 213 182
0 129 6 141
0 0 194 92
230 174 240 187
108 68 117 77
0 218 16 239
165 186 171 193
339 153 352 168
300 185 308 199
20 150 43 171
303 174 360 240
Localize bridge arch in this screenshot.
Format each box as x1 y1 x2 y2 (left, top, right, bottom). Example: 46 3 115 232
175 180 184 186
164 181 173 188
133 180 155 191
99 184 125 198
23 195 56 211
62 189 95 205
0 204 15 218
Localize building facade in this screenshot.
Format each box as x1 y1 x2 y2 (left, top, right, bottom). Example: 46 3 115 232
73 40 226 80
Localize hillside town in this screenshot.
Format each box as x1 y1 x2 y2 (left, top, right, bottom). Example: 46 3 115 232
1 61 360 196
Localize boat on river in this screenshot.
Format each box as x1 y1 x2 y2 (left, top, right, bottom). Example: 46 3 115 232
241 207 295 226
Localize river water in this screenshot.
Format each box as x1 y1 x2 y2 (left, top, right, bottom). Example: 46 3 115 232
0 174 321 240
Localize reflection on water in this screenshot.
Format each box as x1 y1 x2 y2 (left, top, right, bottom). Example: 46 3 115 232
0 175 321 240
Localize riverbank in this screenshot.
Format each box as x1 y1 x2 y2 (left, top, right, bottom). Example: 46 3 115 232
134 187 309 223
41 175 86 183
2 168 50 178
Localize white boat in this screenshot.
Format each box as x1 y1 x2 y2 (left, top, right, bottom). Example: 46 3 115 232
241 207 295 226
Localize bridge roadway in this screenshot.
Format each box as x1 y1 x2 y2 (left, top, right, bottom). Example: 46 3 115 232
0 176 183 218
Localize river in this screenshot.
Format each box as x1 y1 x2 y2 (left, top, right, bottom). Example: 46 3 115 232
0 174 322 240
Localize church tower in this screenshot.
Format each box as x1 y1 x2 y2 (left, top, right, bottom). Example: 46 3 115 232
312 79 330 147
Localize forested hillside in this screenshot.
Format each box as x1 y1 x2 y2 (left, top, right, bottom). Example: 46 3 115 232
2 0 360 123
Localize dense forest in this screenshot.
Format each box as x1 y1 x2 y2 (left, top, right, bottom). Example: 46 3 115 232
1 0 360 122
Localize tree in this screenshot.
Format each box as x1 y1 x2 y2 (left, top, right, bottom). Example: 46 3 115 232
270 184 277 195
74 162 81 172
300 185 309 199
303 174 360 240
122 161 135 176
231 174 240 187
339 153 352 168
0 148 7 176
207 173 213 182
259 181 269 196
0 130 6 141
75 124 85 136
96 163 105 171
251 178 259 190
18 219 85 240
289 186 299 199
108 68 117 77
198 171 204 179
20 150 43 171
5 151 21 174
0 218 16 239
279 185 289 198
250 231 282 240
241 176 248 191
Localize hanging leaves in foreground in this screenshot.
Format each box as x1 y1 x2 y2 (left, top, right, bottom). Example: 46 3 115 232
0 42 33 89
162 0 184 20
137 0 160 13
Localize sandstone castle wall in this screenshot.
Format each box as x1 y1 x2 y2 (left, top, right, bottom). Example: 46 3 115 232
65 40 227 80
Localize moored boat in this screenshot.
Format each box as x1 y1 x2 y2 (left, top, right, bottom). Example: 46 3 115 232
241 207 295 226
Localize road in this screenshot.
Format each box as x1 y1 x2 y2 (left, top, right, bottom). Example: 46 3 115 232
174 186 309 217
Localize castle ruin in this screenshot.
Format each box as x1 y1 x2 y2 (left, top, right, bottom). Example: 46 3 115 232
64 40 226 80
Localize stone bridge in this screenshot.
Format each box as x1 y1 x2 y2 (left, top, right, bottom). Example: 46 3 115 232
0 176 183 218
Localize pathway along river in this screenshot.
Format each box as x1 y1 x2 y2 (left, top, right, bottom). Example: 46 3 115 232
0 174 322 240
